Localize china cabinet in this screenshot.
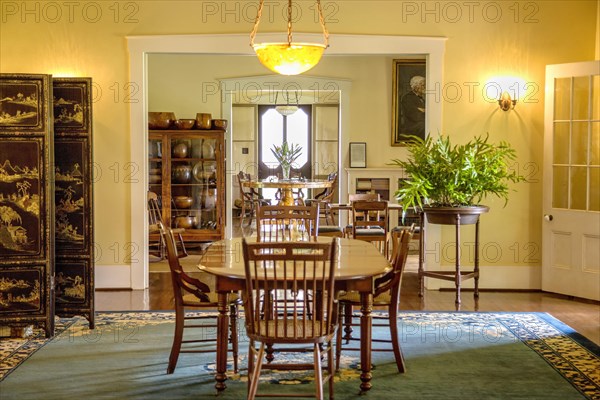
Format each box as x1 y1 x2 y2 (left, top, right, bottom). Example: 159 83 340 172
148 130 225 243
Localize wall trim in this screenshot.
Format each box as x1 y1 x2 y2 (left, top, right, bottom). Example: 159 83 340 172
95 264 132 289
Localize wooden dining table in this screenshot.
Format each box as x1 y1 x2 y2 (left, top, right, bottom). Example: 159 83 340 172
198 236 392 394
242 177 332 206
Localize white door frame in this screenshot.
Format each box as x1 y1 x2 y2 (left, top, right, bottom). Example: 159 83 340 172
124 33 446 289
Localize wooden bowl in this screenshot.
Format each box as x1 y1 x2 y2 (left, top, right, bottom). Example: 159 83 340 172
148 112 176 129
174 196 193 209
174 119 196 130
174 216 197 229
211 119 228 130
195 113 212 130
149 174 161 184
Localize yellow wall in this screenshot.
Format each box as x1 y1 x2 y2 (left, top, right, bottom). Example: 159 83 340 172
0 1 597 274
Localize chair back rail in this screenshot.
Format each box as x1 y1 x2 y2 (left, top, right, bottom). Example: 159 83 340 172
256 204 320 242
242 239 338 343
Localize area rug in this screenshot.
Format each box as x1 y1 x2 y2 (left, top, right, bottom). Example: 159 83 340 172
0 312 598 399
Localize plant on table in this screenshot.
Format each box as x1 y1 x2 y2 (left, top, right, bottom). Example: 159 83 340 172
271 141 302 179
390 133 525 212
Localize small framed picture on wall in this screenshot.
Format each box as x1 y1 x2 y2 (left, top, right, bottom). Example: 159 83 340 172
349 142 366 168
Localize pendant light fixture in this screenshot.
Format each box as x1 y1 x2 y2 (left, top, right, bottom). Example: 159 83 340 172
250 0 329 76
275 90 299 116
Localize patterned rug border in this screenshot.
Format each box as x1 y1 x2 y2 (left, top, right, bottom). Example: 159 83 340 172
1 311 598 399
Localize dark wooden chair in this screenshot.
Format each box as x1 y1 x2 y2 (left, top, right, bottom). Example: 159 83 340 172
236 171 271 231
148 191 188 260
255 204 320 242
351 199 389 255
242 239 339 400
335 227 413 373
159 222 241 374
343 192 380 237
306 172 338 225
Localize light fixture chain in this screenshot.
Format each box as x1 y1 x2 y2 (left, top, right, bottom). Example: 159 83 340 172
287 0 293 45
250 0 265 46
316 0 329 47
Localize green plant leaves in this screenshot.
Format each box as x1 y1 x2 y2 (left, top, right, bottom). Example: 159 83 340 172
271 141 302 168
390 134 525 209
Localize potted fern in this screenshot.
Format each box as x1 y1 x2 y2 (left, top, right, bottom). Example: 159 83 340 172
271 141 302 180
390 134 524 225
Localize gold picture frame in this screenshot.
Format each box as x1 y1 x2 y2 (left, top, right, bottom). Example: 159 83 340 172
391 59 427 146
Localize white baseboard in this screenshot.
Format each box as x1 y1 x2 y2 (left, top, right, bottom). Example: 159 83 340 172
424 265 542 291
95 264 132 289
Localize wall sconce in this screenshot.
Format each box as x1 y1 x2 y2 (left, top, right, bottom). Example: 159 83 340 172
498 91 517 111
486 76 525 112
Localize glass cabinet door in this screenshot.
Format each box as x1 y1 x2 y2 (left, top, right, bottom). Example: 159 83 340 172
148 137 163 204
170 136 218 231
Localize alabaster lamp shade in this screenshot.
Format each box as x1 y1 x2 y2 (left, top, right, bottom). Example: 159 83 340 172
253 43 327 76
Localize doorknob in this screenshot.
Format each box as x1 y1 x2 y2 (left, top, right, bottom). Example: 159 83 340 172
544 214 553 221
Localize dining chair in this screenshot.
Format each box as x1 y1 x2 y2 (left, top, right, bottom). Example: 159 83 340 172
236 171 271 231
350 199 389 255
159 221 241 375
335 227 413 373
344 192 381 237
255 204 320 242
241 238 339 400
306 172 338 225
148 191 188 260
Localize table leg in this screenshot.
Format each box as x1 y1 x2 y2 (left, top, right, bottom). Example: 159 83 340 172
280 188 295 206
215 292 230 393
454 213 462 308
359 291 374 393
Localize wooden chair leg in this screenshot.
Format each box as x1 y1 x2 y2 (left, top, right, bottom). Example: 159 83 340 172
167 308 185 374
229 304 239 373
389 304 406 373
327 340 334 400
247 340 255 392
248 342 265 400
313 343 324 400
335 312 343 372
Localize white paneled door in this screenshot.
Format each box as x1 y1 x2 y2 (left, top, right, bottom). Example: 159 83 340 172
542 61 600 300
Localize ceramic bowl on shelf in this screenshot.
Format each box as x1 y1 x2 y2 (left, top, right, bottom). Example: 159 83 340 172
174 195 193 209
148 112 176 129
211 119 228 130
172 164 192 183
172 142 189 158
173 215 197 229
149 168 161 175
174 119 196 130
149 174 162 184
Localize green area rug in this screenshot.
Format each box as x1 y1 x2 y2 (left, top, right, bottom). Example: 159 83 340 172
1 311 598 399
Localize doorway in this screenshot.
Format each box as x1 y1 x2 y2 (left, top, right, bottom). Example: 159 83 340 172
124 34 445 290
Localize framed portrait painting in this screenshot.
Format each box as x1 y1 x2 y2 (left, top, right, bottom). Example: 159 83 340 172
391 59 427 146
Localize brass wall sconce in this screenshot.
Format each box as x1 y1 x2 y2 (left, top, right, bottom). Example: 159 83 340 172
498 91 517 111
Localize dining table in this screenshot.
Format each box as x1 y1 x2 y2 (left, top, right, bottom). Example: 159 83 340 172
242 177 332 206
198 236 392 394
